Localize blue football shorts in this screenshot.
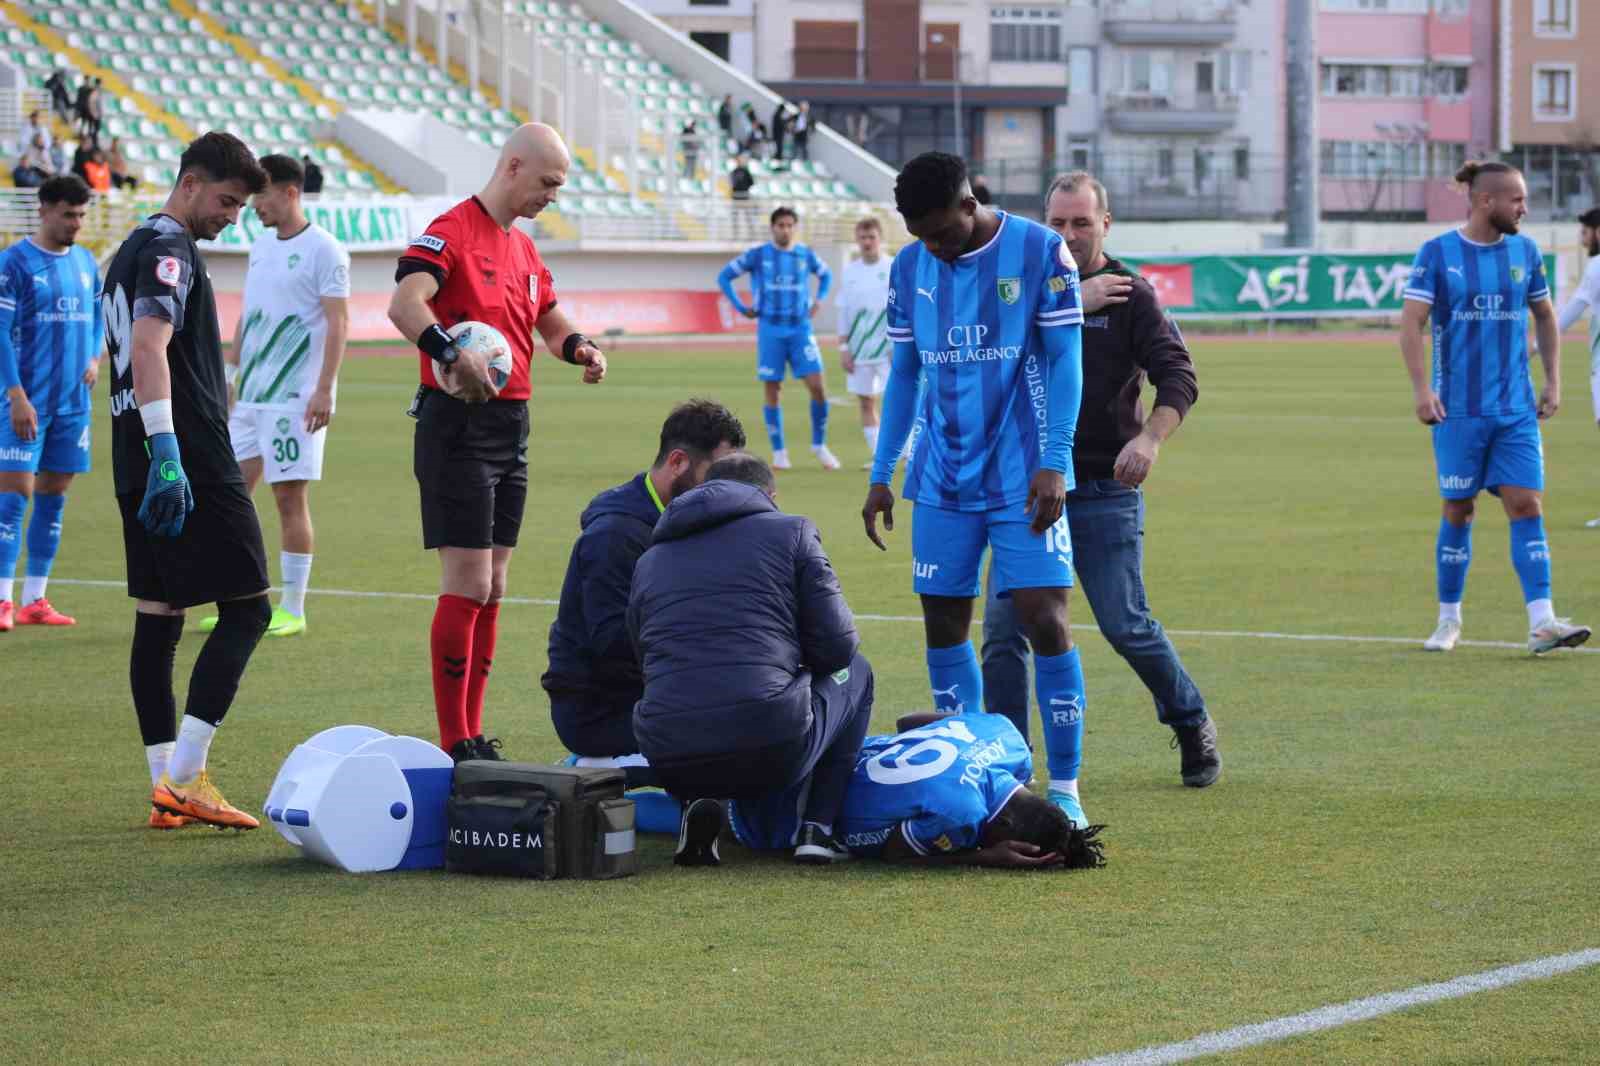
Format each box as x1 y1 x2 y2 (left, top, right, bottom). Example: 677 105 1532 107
756 329 824 382
910 500 1074 599
1431 411 1543 498
0 405 92 475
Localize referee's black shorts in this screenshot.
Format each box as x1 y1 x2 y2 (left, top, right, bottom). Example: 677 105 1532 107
413 388 529 550
118 480 270 608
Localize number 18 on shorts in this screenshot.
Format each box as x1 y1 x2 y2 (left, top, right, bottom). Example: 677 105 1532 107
910 502 1074 598
229 406 327 483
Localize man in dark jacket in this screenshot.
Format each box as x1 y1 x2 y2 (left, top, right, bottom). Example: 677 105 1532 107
543 401 745 768
629 453 872 867
981 171 1220 788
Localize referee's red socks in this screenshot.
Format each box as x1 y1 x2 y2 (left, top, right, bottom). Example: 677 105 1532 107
431 594 481 751
465 601 499 740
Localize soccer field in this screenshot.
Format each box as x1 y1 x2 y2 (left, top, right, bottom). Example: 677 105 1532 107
4 337 1598 1065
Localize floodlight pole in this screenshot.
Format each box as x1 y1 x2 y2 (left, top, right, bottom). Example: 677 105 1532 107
1285 0 1318 248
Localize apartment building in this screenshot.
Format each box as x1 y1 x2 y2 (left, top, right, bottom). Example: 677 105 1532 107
1499 0 1599 216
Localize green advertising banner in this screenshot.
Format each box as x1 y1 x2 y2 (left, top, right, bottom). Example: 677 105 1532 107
1118 252 1559 319
202 200 419 251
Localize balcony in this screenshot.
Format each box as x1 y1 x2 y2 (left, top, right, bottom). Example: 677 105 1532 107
1105 92 1240 135
787 48 978 85
1104 1 1238 47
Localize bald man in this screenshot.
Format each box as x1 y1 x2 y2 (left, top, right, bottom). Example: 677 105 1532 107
389 123 609 760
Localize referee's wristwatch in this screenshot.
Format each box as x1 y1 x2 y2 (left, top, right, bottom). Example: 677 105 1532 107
418 323 459 366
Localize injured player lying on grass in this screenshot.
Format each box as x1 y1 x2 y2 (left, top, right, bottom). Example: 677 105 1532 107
727 710 1106 869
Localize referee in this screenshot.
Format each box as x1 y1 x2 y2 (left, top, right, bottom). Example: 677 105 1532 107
388 123 607 762
103 132 272 830
980 171 1220 788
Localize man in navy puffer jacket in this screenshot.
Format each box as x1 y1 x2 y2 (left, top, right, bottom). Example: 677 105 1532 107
628 453 872 866
543 401 745 764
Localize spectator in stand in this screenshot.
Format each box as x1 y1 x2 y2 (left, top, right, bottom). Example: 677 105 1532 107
25 111 51 155
791 102 811 162
13 132 54 188
83 147 112 193
73 81 93 138
717 94 734 138
681 118 700 179
729 154 754 201
108 138 138 190
71 138 95 183
742 108 770 161
45 70 74 124
301 154 324 195
770 102 791 162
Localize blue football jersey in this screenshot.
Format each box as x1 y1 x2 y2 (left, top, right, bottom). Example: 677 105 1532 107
837 711 1034 858
1403 230 1550 419
0 239 103 417
717 242 832 332
884 212 1083 512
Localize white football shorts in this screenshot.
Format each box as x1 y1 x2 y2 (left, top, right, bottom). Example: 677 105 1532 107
229 405 328 483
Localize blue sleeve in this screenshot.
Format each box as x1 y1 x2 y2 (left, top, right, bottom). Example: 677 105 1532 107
810 248 832 303
1403 241 1437 305
717 249 753 316
1035 236 1083 477
1526 240 1550 303
0 257 18 392
899 777 1001 856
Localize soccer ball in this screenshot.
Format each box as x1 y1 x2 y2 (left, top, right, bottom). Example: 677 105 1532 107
434 320 512 398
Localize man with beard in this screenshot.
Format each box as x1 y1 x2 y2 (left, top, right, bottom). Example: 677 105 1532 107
1402 161 1588 654
1556 207 1600 528
543 400 746 769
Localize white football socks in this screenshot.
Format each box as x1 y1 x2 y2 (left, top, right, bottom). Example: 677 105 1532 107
1048 778 1079 798
1526 598 1554 628
146 741 175 787
1438 602 1462 623
863 424 879 452
21 574 47 604
167 716 217 784
280 551 313 618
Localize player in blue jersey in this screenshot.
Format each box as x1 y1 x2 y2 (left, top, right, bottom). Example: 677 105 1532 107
0 176 102 632
860 152 1092 828
730 710 1105 868
1401 160 1589 655
717 206 840 470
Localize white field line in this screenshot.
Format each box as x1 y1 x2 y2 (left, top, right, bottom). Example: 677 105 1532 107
49 579 1598 653
1064 948 1600 1066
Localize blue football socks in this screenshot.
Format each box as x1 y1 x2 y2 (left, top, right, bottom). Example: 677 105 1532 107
1035 647 1086 782
1509 515 1552 606
1436 517 1472 609
763 404 785 454
926 641 982 715
809 398 829 447
0 491 25 602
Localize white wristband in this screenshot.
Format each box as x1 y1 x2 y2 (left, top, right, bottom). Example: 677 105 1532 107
139 398 175 436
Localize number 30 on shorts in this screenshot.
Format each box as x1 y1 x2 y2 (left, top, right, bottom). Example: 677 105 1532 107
272 436 300 463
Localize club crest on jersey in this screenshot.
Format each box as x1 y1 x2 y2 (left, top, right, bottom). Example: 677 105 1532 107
1048 276 1067 293
154 256 181 287
1511 266 1525 283
409 234 446 254
997 277 1020 305
81 271 92 289
287 253 301 271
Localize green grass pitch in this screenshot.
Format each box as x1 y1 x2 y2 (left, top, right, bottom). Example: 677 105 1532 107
3 337 1597 1064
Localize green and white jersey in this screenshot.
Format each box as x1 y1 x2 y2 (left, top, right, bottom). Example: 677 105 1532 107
837 255 891 365
1575 255 1600 376
236 222 350 408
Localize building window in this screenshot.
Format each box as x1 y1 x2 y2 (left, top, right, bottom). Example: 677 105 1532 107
1122 52 1172 94
1218 49 1251 93
1533 0 1576 37
1156 147 1174 180
688 0 729 6
1068 46 1094 96
1318 0 1429 12
1321 62 1459 99
1234 144 1250 180
1533 64 1575 121
1320 140 1433 178
690 31 730 61
989 7 1062 63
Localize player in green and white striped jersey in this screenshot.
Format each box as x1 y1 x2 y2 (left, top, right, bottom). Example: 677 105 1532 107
1557 207 1600 528
205 154 350 636
836 217 892 469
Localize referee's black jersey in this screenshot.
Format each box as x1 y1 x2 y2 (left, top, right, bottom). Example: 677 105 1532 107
102 214 239 495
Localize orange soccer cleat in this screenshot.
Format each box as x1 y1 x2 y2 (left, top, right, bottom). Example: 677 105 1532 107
152 771 260 831
15 598 76 626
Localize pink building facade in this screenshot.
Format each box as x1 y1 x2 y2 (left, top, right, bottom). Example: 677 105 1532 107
1316 0 1495 221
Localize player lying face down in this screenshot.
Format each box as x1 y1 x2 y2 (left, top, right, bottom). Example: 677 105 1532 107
729 710 1106 870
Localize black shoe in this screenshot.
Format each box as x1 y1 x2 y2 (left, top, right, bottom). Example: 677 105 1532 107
1171 717 1222 788
448 738 479 764
674 798 725 867
473 734 505 761
793 823 851 865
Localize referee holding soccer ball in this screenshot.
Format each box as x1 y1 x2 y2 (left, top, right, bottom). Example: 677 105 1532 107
388 123 607 762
